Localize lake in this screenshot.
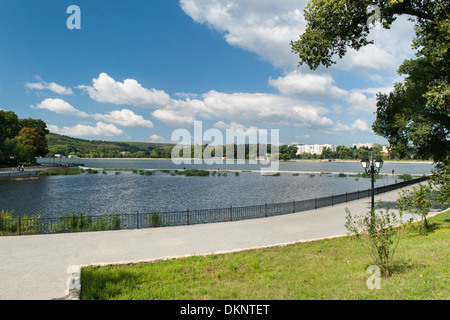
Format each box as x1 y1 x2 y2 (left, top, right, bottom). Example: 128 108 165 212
0 159 435 218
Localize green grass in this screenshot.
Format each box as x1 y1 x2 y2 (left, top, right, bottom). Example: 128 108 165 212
262 172 280 176
180 169 210 176
398 174 413 181
38 168 85 176
80 210 450 300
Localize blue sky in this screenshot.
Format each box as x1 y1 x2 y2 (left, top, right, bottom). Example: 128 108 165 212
0 0 417 147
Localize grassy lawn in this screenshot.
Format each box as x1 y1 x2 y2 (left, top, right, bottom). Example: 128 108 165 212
80 210 450 300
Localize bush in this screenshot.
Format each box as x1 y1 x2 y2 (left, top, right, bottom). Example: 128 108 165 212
345 202 409 277
51 212 121 233
0 210 42 235
397 183 434 233
147 211 162 227
398 174 413 181
183 169 210 176
38 168 83 176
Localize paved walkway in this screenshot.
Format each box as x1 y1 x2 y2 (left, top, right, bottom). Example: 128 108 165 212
0 185 446 300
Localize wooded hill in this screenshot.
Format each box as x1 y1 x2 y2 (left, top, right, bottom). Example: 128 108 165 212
46 133 175 158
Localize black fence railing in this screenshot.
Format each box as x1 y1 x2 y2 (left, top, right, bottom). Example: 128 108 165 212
0 176 429 236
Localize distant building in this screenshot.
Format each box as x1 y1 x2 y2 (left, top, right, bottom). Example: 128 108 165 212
352 142 381 149
382 145 390 155
296 144 336 155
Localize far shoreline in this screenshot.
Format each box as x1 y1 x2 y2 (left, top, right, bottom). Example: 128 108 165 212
39 157 435 164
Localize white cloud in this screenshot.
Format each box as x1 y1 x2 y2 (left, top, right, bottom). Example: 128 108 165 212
180 0 307 68
334 119 372 133
78 73 172 108
269 70 347 99
152 108 198 128
149 134 166 142
92 109 153 128
25 81 74 95
47 122 124 137
180 1 416 76
200 90 332 128
214 121 259 134
34 98 89 117
34 98 153 128
334 16 416 73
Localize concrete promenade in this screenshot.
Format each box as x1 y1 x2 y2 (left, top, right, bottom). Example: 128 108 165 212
0 185 446 300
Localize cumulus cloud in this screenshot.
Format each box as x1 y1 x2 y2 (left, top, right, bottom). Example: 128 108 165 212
336 16 416 72
152 108 198 128
269 70 347 99
34 98 154 129
155 90 334 129
149 134 166 142
34 98 89 117
47 122 124 137
334 119 372 133
214 121 259 133
180 0 307 68
180 0 416 77
92 109 153 128
25 80 74 95
78 73 172 108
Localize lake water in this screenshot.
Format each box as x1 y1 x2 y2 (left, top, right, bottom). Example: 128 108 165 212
38 157 434 175
0 159 435 218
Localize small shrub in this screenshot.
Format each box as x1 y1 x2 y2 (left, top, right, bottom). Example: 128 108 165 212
398 174 413 181
263 172 280 176
183 169 210 176
345 202 409 277
397 183 434 233
147 211 162 227
0 210 41 235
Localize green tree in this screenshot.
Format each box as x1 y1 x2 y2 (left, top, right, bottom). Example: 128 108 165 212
0 110 21 163
16 127 49 163
372 12 449 163
291 0 449 164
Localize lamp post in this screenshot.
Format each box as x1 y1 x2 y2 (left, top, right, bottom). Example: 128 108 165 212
361 157 384 211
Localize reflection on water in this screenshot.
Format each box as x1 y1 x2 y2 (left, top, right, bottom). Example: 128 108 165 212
0 169 419 218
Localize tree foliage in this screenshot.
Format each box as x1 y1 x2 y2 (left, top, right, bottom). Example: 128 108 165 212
291 0 440 70
0 110 49 164
292 0 449 179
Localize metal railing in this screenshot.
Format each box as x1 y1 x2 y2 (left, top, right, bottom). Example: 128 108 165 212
0 176 429 236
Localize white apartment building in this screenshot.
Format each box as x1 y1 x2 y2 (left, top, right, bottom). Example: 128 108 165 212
296 144 336 155
352 142 381 149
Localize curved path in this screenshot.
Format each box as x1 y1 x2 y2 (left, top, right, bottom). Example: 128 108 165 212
0 185 446 300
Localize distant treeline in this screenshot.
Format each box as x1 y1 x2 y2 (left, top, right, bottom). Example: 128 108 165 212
45 133 419 161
